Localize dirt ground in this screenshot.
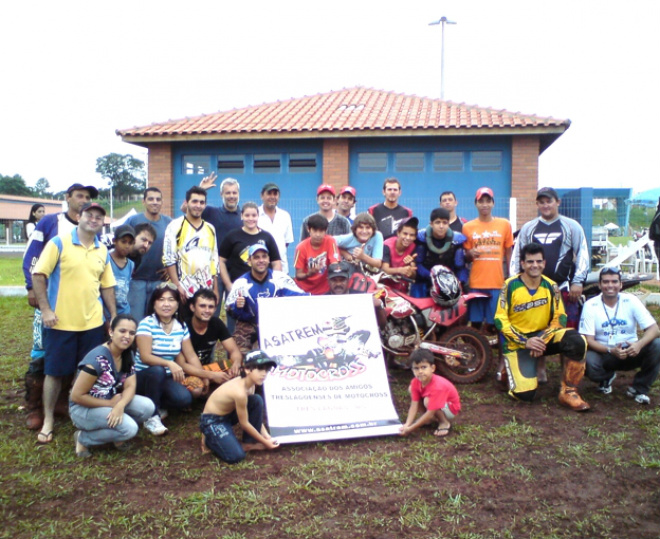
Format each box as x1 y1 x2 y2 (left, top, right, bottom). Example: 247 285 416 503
3 355 660 539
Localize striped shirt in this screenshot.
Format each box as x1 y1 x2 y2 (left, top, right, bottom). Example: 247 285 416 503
134 314 190 372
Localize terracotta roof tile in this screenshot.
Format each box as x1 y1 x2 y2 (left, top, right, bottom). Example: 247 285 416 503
117 87 569 138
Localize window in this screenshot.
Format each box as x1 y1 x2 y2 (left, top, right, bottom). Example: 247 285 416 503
183 155 210 175
254 154 281 174
394 153 424 172
289 153 317 173
358 153 387 173
433 152 464 172
217 155 245 174
471 151 502 171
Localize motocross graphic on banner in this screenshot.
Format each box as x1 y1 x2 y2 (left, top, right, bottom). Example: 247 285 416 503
258 294 402 443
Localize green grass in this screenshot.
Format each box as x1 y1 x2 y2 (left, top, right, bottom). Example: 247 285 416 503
0 256 23 286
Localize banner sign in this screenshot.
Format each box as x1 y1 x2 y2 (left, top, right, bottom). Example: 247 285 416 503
258 294 402 443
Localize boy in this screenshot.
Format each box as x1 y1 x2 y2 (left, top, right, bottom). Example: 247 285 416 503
294 214 340 295
200 349 280 464
414 208 467 295
399 349 461 438
107 224 136 318
382 216 418 292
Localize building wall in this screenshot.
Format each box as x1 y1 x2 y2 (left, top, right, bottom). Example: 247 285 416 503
511 136 539 229
322 139 349 190
148 143 174 216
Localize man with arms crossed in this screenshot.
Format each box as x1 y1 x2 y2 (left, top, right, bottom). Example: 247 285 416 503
579 266 660 404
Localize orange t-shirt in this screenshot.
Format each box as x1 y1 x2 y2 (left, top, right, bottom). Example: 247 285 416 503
463 217 514 289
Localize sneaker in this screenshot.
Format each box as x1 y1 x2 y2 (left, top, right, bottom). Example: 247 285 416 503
597 372 616 395
626 387 651 405
144 415 168 436
158 408 169 420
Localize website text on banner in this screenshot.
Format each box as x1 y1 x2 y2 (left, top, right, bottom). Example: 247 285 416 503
258 294 401 443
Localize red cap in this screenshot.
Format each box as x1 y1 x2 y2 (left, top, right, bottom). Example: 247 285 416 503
317 184 336 196
475 187 494 201
339 185 356 198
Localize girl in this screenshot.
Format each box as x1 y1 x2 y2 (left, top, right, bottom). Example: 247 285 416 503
26 203 45 239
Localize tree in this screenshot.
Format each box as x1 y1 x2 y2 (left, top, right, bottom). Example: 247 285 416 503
95 153 146 199
0 174 33 196
33 178 51 198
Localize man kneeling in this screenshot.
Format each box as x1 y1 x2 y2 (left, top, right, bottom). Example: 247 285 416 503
200 350 279 463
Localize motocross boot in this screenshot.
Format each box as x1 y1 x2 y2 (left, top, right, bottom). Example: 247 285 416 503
558 358 590 412
25 371 45 430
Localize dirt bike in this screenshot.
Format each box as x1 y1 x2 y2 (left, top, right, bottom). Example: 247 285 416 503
375 275 493 384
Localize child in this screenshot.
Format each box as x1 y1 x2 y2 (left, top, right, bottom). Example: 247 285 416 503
399 349 461 438
107 224 136 318
294 214 340 295
200 349 280 463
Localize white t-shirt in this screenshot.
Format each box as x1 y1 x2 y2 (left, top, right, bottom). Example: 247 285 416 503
258 205 294 274
579 293 655 346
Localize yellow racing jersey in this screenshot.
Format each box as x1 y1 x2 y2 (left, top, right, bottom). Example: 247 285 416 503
163 216 218 286
494 274 567 349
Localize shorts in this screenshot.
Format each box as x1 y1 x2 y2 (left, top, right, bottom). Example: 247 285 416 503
468 289 500 324
43 325 106 376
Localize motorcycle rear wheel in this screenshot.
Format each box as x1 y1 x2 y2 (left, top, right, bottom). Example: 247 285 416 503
435 326 492 384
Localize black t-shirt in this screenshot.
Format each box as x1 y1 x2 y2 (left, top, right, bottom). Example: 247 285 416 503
368 204 413 239
530 220 571 284
185 317 232 365
218 228 281 282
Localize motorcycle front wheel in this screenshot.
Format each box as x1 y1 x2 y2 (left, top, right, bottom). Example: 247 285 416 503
435 326 492 384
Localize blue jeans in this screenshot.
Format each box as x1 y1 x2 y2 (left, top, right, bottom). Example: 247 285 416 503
199 394 263 464
128 280 162 323
70 395 155 446
135 366 193 413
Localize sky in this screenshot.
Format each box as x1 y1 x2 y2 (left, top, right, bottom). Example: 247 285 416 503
1 0 658 195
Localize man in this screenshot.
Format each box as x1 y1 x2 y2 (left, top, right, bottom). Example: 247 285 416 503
580 266 660 404
439 191 467 233
126 187 172 321
32 202 117 443
368 178 413 239
22 182 98 430
258 182 294 274
186 288 243 383
463 187 514 329
126 222 157 274
495 242 590 412
226 244 307 353
163 186 219 303
336 185 357 224
327 261 387 327
511 187 590 382
300 184 351 241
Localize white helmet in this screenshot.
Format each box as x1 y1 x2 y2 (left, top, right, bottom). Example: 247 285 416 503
430 265 461 306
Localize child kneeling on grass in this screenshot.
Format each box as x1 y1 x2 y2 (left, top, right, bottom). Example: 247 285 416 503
399 349 461 438
200 350 279 464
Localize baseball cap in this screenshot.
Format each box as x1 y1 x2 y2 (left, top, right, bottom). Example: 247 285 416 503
397 216 419 232
339 185 357 198
244 350 277 370
261 182 280 194
536 187 559 201
327 261 351 280
248 243 269 257
114 224 136 240
67 183 99 199
475 187 494 201
81 202 106 215
317 184 336 196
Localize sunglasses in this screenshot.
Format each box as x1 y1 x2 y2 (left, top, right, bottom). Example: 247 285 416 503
157 282 178 291
600 266 621 277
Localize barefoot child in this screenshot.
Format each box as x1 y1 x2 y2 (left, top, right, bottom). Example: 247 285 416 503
200 349 279 463
399 349 461 438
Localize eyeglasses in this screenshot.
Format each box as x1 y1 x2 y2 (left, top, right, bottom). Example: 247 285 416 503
600 266 621 277
157 282 178 291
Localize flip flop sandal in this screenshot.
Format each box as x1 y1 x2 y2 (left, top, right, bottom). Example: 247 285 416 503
433 427 451 437
73 431 91 458
36 430 53 445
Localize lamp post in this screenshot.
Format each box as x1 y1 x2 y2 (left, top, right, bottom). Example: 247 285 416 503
429 16 457 100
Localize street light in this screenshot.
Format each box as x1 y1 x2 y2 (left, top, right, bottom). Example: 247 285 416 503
429 16 457 100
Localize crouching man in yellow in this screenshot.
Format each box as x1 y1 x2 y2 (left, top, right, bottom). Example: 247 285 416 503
495 242 590 412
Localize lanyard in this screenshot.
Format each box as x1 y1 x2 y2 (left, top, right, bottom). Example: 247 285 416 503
601 295 620 329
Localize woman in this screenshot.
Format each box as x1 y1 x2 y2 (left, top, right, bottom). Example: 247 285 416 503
26 203 45 239
134 283 216 436
69 314 155 458
335 212 384 273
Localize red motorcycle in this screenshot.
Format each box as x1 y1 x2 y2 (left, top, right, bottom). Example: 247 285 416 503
377 268 493 384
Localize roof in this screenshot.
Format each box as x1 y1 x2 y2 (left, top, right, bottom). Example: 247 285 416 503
0 195 63 221
117 87 570 151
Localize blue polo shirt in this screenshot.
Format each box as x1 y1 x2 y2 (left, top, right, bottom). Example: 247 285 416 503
202 204 242 251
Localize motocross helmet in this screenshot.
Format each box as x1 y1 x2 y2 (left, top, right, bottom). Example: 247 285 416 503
429 265 461 307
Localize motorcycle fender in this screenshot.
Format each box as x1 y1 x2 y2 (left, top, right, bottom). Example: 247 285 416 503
429 302 467 326
463 292 489 301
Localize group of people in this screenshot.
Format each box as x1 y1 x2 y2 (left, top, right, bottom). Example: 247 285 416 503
20 175 660 463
